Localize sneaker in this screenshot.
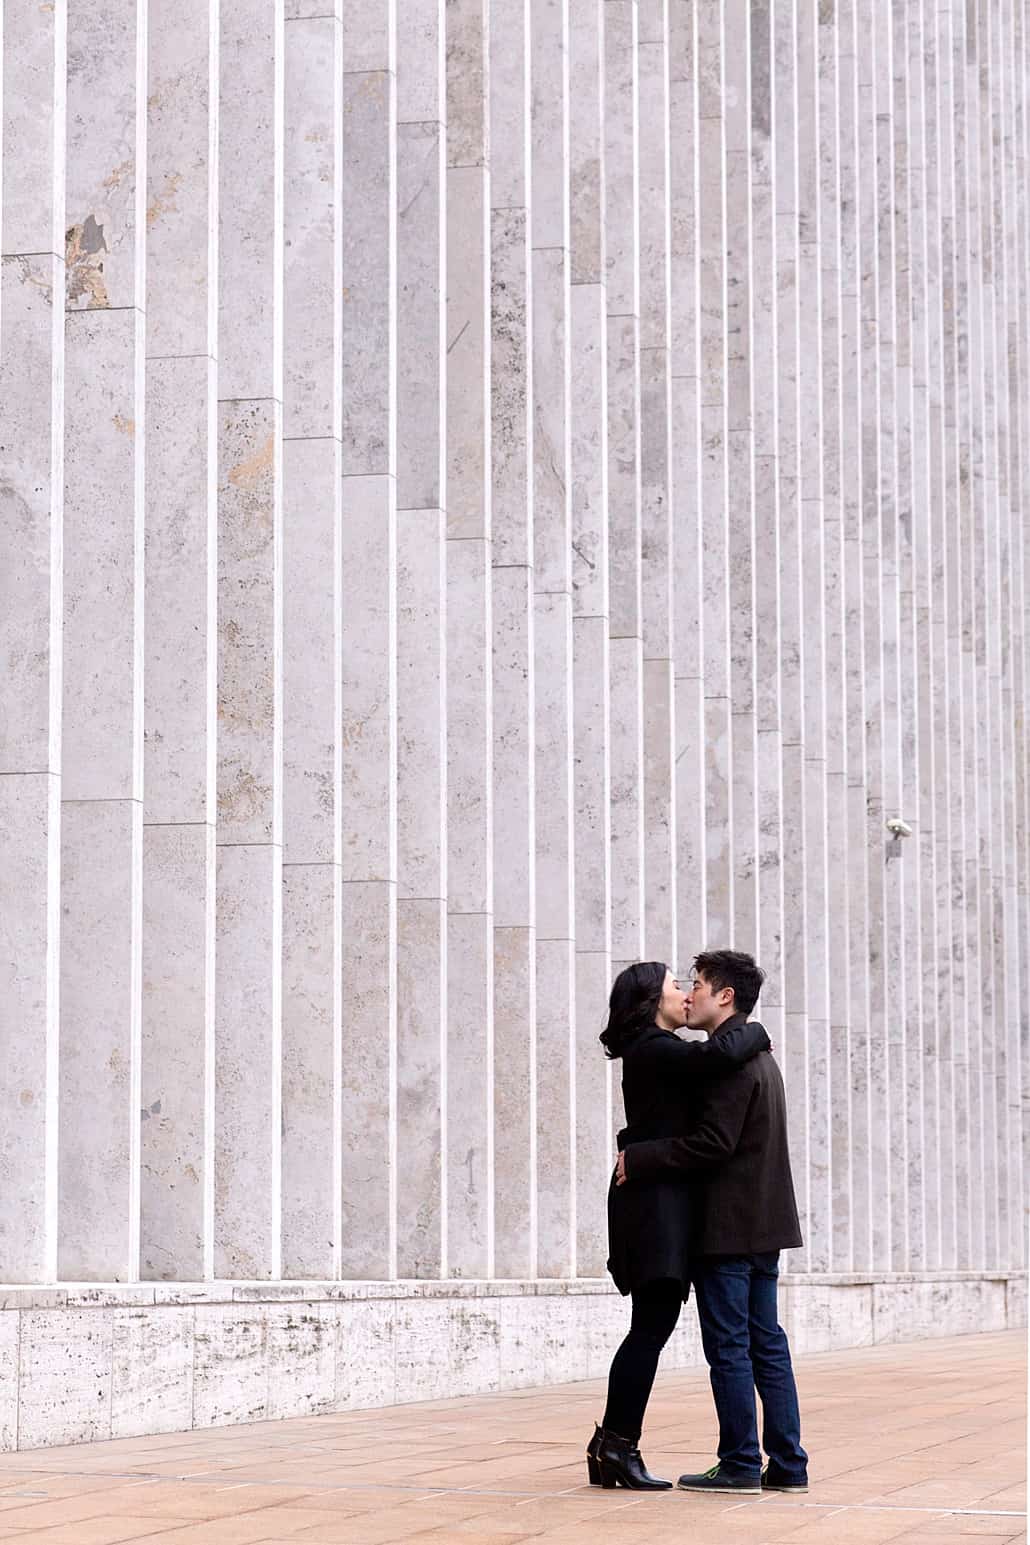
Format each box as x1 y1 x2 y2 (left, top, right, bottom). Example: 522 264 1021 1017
761 1464 808 1494
677 1463 762 1494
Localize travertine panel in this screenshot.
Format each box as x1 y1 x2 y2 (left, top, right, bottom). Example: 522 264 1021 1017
18 1309 114 1448
58 800 141 1282
214 845 281 1280
284 16 341 441
141 823 213 1282
0 776 59 1282
282 863 339 1280
111 1306 195 1437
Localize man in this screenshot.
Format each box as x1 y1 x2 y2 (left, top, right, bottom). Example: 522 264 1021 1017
615 948 808 1496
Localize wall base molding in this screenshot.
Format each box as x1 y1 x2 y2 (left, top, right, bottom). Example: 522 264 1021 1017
0 1272 1024 1451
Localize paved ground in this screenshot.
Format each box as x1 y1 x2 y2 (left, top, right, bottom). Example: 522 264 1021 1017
0 1329 1023 1544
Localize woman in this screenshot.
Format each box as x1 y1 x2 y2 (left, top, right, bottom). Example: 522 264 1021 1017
587 960 769 1490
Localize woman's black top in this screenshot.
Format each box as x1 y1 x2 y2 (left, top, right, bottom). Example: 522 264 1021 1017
606 1020 770 1297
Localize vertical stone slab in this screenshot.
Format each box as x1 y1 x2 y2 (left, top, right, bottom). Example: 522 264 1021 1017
698 2 734 947
282 437 341 1280
395 0 445 1272
0 251 63 1280
569 0 609 1278
340 15 398 1279
58 0 146 1283
141 823 213 1280
281 7 342 1283
750 0 785 1064
820 0 851 1271
723 0 756 962
798 0 829 1275
446 0 494 1278
59 801 142 1280
837 0 869 1270
215 396 283 1280
531 0 575 1282
215 0 284 1283
142 354 216 1286
671 3 709 974
535 594 575 1276
142 0 218 1282
489 0 536 1281
606 4 644 971
772 0 810 1242
340 471 397 1280
899 0 928 1272
395 1 447 1268
284 14 341 443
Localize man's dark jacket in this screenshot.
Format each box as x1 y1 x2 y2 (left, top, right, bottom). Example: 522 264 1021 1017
622 1012 803 1256
606 1019 770 1295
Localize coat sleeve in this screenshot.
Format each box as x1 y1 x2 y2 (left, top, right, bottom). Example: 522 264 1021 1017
622 1068 758 1179
647 1021 770 1080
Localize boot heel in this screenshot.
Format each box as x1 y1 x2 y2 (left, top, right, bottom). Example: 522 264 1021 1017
586 1455 602 1485
599 1464 618 1489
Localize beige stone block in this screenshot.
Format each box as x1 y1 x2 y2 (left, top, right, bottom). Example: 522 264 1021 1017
397 508 446 902
141 822 213 1282
266 1303 336 1418
214 843 281 1280
111 1306 194 1437
146 0 217 355
446 912 493 1278
446 166 490 539
281 863 339 1281
192 1304 269 1428
283 436 340 866
0 775 59 1283
284 16 342 440
217 398 282 848
340 880 396 1279
58 799 141 1282
63 307 143 803
218 0 283 401
18 1309 113 1448
397 120 445 510
145 355 216 827
342 70 396 477
396 898 446 1278
0 255 63 775
65 0 144 311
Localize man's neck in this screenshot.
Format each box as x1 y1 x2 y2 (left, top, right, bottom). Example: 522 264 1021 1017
705 1008 744 1038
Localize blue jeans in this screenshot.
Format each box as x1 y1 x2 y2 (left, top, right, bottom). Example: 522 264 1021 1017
693 1252 808 1482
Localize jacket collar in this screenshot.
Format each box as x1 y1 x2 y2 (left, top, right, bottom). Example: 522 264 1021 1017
711 1011 749 1040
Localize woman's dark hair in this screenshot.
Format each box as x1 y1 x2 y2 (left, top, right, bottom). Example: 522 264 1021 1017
599 961 668 1060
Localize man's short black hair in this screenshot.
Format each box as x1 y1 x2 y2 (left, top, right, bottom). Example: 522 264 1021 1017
692 949 766 1017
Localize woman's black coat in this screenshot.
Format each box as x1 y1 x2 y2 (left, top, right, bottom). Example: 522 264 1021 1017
606 1021 770 1297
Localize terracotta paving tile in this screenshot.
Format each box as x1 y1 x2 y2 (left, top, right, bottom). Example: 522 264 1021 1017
0 1515 194 1544
0 1332 1021 1545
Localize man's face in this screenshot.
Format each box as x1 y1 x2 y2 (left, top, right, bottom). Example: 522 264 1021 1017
685 972 734 1031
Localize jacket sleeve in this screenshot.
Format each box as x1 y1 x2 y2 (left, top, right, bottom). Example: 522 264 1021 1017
622 1068 758 1180
648 1020 770 1079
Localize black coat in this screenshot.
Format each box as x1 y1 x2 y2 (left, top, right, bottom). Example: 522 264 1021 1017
606 1019 771 1297
622 1014 803 1256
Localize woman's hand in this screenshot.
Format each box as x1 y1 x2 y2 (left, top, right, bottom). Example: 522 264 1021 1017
615 1152 627 1186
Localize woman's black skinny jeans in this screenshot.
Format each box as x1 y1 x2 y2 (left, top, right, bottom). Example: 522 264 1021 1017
601 1277 683 1442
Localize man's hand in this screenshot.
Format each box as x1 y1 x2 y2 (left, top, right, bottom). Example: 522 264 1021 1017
615 1152 627 1186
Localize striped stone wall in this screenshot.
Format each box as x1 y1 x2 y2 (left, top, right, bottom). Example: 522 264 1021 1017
0 0 1027 1439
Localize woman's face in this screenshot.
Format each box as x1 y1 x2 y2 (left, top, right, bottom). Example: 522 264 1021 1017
655 970 688 1030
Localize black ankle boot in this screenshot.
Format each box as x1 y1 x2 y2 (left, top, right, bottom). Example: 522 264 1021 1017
586 1423 603 1484
594 1427 672 1490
